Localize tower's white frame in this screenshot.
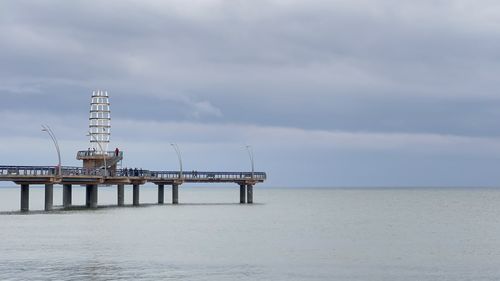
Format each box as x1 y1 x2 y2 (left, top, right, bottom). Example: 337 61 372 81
89 90 111 153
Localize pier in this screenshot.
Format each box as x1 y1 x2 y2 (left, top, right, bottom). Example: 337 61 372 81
0 165 266 212
0 90 267 212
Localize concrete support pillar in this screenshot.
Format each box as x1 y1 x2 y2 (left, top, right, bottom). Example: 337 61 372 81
246 185 253 204
240 184 246 204
91 185 98 208
158 184 164 204
44 184 53 211
86 184 98 209
63 184 72 208
172 184 179 204
86 185 91 207
117 184 125 206
20 184 29 212
133 184 140 206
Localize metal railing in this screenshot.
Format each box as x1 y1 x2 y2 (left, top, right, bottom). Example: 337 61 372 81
77 151 124 159
0 166 267 181
0 166 57 176
0 166 104 177
60 166 104 176
147 171 267 181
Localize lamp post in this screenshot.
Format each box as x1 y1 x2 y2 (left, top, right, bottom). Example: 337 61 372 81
170 143 183 179
41 125 62 176
87 132 107 177
245 145 254 179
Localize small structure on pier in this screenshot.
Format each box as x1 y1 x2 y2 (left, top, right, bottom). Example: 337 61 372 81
76 90 122 175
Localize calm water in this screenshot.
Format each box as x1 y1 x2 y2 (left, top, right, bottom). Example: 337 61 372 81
0 186 499 280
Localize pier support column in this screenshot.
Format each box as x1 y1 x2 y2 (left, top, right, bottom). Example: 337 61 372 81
86 184 91 207
240 184 246 204
20 184 29 212
158 184 164 204
63 184 72 208
133 184 140 206
86 184 98 209
44 184 53 211
172 184 178 204
246 185 253 204
117 184 124 206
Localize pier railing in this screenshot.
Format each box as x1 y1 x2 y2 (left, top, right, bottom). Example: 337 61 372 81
147 171 267 180
0 166 104 177
76 151 124 159
0 166 57 176
0 166 267 181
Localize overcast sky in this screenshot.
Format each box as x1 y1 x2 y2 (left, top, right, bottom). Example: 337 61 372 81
1 0 500 187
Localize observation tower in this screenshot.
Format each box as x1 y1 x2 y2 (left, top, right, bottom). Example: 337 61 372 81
76 90 123 175
89 90 111 152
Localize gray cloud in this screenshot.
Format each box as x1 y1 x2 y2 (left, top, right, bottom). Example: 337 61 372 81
1 0 500 186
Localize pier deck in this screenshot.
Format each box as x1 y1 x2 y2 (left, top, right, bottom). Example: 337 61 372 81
0 166 266 212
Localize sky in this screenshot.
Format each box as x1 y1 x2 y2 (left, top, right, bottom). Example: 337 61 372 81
1 0 500 187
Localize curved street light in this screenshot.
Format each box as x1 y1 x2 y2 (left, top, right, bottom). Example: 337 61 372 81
170 143 183 179
41 125 62 176
87 132 107 177
245 145 254 179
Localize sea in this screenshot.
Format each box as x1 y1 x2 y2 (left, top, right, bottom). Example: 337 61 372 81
0 186 499 280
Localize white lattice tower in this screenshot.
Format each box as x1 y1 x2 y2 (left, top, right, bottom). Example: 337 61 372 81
89 90 111 153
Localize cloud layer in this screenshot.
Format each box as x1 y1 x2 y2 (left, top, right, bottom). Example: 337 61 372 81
1 0 500 186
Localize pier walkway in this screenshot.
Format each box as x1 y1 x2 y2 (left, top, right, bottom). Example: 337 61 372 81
0 166 266 212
